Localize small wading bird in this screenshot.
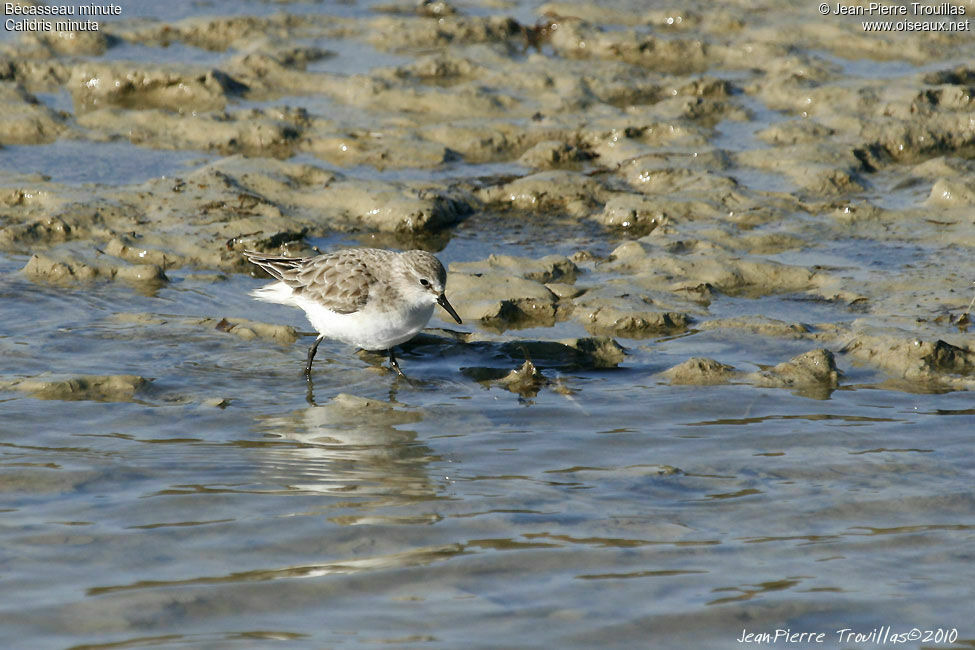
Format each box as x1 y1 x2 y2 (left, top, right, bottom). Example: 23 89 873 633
244 248 462 378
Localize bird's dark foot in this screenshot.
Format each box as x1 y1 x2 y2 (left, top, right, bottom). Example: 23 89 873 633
305 337 323 377
305 373 317 405
388 348 408 379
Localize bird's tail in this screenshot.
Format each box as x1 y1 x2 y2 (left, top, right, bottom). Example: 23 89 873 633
249 281 296 306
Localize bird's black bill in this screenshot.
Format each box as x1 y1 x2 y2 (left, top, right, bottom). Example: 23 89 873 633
437 294 463 324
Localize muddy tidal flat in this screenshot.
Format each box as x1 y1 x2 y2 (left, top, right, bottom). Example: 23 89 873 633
2 0 975 647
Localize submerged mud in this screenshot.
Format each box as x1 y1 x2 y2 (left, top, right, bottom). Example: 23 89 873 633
0 373 148 401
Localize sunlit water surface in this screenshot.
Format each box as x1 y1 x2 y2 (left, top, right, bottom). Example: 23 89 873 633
2 0 975 647
2 251 974 649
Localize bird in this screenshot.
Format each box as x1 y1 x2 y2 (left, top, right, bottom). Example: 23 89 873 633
243 248 462 378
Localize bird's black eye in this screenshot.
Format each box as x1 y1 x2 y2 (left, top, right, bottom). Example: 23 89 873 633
419 278 430 287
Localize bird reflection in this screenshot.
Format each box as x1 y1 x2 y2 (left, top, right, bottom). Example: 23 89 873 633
253 393 440 516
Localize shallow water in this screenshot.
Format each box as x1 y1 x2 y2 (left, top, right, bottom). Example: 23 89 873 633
2 251 974 648
3 0 975 648
0 141 212 185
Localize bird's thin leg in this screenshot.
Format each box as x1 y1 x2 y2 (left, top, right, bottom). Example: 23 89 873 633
388 348 407 378
305 337 323 377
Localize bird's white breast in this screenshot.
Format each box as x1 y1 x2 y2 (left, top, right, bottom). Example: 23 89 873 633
296 293 435 351
250 279 437 351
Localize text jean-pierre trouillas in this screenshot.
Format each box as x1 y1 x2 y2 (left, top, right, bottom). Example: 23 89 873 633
738 627 959 645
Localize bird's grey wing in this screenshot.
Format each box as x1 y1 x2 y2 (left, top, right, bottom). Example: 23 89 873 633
244 250 371 314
